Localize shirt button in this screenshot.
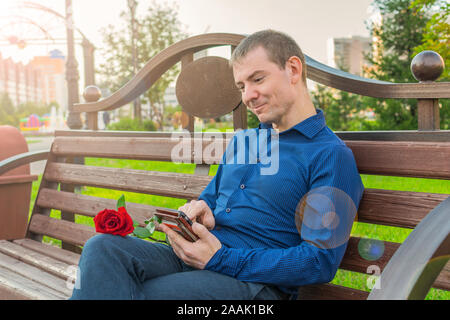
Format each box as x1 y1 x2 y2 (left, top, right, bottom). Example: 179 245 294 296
240 184 245 190
225 208 231 213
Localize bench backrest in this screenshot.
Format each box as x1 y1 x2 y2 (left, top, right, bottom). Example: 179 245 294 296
27 131 450 299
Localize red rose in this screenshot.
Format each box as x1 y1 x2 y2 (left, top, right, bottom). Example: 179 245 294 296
94 206 134 236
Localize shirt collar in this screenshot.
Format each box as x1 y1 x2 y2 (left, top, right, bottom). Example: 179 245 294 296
258 108 326 139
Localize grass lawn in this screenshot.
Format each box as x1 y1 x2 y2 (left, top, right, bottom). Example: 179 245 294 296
29 158 449 300
25 139 43 144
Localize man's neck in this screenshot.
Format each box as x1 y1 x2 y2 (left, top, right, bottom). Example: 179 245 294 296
272 91 317 132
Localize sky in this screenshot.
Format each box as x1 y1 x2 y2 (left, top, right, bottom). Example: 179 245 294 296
0 0 377 87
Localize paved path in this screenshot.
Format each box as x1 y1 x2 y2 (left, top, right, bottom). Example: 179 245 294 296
27 136 54 175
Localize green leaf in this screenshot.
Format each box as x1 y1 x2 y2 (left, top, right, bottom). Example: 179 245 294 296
145 216 162 234
133 227 151 239
117 194 126 209
146 221 156 235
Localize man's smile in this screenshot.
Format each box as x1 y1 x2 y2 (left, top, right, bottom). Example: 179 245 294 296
251 102 267 113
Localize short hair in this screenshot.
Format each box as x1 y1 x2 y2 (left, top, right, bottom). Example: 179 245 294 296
231 29 307 83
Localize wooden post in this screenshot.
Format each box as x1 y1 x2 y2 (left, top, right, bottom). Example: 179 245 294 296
65 0 82 130
83 86 102 130
233 101 247 130
87 112 99 131
410 51 444 131
417 99 440 131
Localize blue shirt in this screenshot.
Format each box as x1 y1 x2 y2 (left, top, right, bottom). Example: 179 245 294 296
199 109 364 296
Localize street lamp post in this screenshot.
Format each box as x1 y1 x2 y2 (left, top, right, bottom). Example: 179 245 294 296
65 0 82 129
82 37 95 87
127 0 141 121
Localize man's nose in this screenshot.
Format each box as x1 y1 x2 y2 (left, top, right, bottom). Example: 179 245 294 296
242 85 258 106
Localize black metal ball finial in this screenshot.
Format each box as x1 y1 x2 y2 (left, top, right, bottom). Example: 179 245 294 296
410 50 445 82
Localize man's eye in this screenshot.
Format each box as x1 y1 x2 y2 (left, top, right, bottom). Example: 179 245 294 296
255 77 264 83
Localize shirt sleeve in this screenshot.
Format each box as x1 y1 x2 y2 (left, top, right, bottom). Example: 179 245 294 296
205 144 364 288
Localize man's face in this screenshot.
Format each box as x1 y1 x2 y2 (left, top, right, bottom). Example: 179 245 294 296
232 46 295 126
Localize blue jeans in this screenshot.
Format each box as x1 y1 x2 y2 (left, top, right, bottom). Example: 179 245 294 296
70 234 284 300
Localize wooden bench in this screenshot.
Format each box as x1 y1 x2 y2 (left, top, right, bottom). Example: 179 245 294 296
0 33 449 300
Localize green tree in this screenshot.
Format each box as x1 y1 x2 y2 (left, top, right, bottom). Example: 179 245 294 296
411 0 449 79
362 0 432 130
411 0 449 129
0 92 16 126
310 0 448 130
0 94 56 128
366 0 429 83
312 84 367 131
97 1 187 128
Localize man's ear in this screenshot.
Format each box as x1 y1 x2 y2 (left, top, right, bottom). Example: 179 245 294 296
286 56 302 85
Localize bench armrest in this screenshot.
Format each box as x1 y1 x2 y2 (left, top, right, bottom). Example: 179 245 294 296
368 197 450 300
0 150 50 176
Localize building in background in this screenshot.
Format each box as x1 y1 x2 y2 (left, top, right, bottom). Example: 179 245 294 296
327 35 371 75
0 52 44 106
0 50 67 110
28 50 67 111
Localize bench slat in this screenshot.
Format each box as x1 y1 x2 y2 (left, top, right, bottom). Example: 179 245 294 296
37 188 162 225
435 261 450 291
29 214 96 248
52 136 178 161
347 141 450 179
50 137 450 179
0 265 67 300
340 237 449 291
13 238 80 266
340 237 399 274
0 282 30 300
358 189 448 228
297 283 368 300
0 239 72 280
0 251 72 297
51 136 228 163
44 163 213 199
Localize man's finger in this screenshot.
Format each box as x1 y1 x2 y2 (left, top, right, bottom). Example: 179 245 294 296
158 224 192 262
192 222 211 240
158 224 187 246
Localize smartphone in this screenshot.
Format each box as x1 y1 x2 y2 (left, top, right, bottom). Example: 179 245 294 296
154 208 199 242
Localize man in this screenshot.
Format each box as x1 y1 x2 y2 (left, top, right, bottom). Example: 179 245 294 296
70 29 364 300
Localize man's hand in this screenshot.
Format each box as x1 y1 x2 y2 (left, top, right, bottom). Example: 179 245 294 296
178 200 215 230
157 222 221 269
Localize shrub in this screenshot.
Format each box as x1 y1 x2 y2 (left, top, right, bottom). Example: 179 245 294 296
106 117 157 131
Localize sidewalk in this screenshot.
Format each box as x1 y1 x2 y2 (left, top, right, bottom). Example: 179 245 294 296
27 136 54 175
